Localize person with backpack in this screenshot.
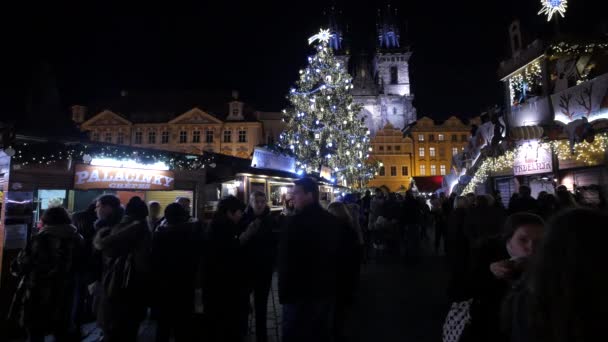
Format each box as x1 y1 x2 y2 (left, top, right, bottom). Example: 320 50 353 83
10 207 84 342
93 196 151 342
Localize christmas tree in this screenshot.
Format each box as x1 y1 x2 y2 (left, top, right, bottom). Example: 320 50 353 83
279 29 377 186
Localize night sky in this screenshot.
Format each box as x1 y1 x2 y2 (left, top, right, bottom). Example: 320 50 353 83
4 0 607 126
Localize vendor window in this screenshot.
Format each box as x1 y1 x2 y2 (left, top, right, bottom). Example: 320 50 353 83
206 130 214 143
239 130 247 143
192 130 201 143
135 131 143 144
148 131 156 144
179 131 187 143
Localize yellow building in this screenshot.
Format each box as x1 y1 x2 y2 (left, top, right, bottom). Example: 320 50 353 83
77 93 275 159
410 116 471 177
367 123 414 192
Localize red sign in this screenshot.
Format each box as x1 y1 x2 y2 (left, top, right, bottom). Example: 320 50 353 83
74 164 175 190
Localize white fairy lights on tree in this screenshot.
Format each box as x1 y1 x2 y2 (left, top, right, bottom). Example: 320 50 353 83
279 28 377 185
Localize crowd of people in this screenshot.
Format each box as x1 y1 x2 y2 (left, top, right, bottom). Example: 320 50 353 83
7 178 363 342
6 178 607 342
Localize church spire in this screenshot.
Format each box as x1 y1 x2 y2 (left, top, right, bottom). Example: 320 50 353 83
376 2 402 50
323 4 346 52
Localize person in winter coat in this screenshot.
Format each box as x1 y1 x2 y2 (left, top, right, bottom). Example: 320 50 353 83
147 201 162 232
240 191 279 342
204 195 253 342
445 196 472 302
468 212 545 342
327 201 361 342
71 202 98 326
93 196 151 342
278 178 356 342
11 207 84 342
503 209 608 342
152 203 201 342
508 186 538 215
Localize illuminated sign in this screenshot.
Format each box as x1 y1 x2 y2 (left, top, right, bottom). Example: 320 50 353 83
513 140 553 176
74 164 175 190
251 148 296 174
90 157 169 170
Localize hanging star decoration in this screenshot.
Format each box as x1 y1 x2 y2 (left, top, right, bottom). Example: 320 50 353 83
308 28 331 45
538 0 568 22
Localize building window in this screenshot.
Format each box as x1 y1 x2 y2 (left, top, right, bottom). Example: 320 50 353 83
379 146 384 151
430 147 436 158
438 134 445 141
390 66 398 84
402 166 408 176
148 131 156 144
179 131 187 143
161 131 169 144
439 148 446 158
420 165 426 176
232 108 239 116
440 165 447 175
461 134 468 142
92 132 99 141
430 164 437 175
206 130 213 143
429 134 434 142
418 134 424 142
135 131 143 144
451 134 457 142
387 145 392 151
395 145 401 151
104 132 112 143
224 130 232 143
393 107 397 115
390 166 397 176
419 147 425 157
117 132 124 144
191 130 200 143
452 147 459 156
379 166 385 176
239 130 247 143
461 147 465 152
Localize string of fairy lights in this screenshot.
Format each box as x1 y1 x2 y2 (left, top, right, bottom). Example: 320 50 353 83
461 134 608 194
10 142 214 170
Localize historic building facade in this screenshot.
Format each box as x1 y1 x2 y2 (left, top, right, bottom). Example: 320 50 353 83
328 4 417 137
410 116 471 178
367 123 414 192
76 92 281 159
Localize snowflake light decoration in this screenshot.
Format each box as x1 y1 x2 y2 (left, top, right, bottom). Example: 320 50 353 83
308 28 331 45
538 0 568 21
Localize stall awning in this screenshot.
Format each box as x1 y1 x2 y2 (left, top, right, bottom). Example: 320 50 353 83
411 176 443 193
510 126 544 140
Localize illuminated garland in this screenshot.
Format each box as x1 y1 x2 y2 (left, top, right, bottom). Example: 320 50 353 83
509 60 543 105
461 134 608 194
11 141 214 170
549 42 608 56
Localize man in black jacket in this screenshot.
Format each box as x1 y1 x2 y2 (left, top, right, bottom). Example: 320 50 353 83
278 178 355 342
241 191 279 342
